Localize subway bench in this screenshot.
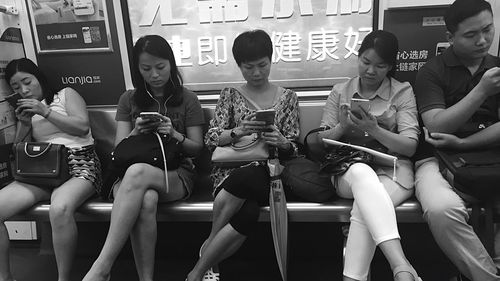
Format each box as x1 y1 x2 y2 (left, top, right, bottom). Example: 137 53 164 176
8 103 494 254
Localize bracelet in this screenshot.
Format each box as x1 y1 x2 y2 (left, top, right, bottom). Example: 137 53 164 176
42 108 52 118
177 134 186 144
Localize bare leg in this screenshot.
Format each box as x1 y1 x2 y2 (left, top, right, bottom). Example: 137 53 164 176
201 189 245 256
187 224 246 281
130 190 159 281
50 178 95 281
83 164 172 281
0 182 50 281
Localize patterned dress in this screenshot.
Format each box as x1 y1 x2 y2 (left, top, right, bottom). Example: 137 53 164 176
205 86 300 194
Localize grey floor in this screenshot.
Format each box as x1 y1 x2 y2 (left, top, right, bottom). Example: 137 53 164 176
9 222 458 281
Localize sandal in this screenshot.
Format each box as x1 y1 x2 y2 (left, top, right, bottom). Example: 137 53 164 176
202 267 219 281
393 264 422 281
199 240 220 281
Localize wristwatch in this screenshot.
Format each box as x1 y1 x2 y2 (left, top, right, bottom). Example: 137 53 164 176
230 129 237 139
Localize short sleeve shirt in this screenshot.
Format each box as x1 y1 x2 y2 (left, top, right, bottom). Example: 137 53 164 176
320 76 420 189
414 47 500 159
115 88 205 134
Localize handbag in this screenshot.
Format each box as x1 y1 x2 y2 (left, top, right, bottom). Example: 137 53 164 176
435 148 500 201
211 133 269 168
102 132 181 198
12 142 70 188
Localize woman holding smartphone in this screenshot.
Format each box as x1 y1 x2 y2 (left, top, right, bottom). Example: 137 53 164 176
318 30 421 281
1 58 101 281
83 35 204 281
186 29 299 281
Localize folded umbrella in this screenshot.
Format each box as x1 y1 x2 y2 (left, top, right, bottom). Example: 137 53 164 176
268 158 288 281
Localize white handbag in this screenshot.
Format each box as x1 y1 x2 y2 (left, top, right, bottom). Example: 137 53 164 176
211 133 269 167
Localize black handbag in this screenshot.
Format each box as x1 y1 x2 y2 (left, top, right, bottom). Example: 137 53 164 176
12 142 70 188
101 132 181 198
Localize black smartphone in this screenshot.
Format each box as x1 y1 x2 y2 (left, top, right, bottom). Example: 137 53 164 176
5 93 22 109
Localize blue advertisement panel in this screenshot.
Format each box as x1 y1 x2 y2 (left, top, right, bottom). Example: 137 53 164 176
126 0 374 91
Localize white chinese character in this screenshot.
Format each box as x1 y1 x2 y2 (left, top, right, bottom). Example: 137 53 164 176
408 62 418 71
344 27 372 59
169 36 193 67
272 31 302 63
198 36 228 66
198 0 248 23
307 29 340 61
399 51 409 60
418 62 426 70
419 50 428 60
409 51 419 60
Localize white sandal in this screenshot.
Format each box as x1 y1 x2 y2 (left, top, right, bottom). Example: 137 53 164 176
393 264 422 281
199 240 220 281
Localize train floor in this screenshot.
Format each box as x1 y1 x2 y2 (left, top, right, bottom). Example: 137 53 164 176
9 222 469 281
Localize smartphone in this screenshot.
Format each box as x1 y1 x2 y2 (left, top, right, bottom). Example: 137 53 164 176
350 98 370 119
5 93 22 109
255 109 275 125
139 112 163 122
73 0 95 16
82 27 92 44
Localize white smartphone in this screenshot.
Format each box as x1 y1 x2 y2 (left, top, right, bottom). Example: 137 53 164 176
82 27 91 44
73 0 95 16
350 98 370 119
139 112 163 122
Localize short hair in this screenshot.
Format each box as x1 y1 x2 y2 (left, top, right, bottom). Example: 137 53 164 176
445 0 492 34
232 30 273 66
5 58 56 105
358 30 399 77
132 35 183 108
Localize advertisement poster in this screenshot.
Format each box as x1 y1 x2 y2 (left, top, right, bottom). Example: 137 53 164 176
27 0 113 53
0 27 24 144
126 0 374 91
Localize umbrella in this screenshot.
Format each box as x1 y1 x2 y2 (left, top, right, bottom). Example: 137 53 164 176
268 158 288 281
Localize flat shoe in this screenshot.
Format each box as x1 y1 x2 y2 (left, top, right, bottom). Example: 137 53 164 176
393 264 422 281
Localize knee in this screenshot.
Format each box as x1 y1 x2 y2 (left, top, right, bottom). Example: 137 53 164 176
348 163 376 179
49 202 73 223
141 189 159 215
230 201 260 236
121 164 151 191
424 200 467 227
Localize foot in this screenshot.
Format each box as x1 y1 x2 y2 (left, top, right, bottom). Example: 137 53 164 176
82 264 110 281
393 264 422 281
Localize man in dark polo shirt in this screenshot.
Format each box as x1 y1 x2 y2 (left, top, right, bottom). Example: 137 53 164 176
414 0 500 280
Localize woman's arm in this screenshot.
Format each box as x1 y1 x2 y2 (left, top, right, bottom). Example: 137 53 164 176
44 88 90 136
174 125 204 157
114 121 133 147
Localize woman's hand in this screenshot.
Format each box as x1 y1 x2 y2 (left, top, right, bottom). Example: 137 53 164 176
15 107 34 125
261 125 290 150
156 116 176 136
17 98 50 118
338 104 354 129
135 116 162 134
349 106 379 134
233 113 267 138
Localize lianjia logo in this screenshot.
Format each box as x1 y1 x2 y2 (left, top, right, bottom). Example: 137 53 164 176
61 75 101 85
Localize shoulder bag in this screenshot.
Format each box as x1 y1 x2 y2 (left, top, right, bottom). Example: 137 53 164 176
12 142 70 188
435 148 500 201
211 133 269 168
102 132 181 198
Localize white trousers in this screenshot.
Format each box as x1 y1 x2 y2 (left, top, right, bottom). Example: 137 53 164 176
334 163 413 280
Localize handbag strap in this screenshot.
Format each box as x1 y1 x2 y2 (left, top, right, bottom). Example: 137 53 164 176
303 126 330 159
24 142 52 158
153 132 169 194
